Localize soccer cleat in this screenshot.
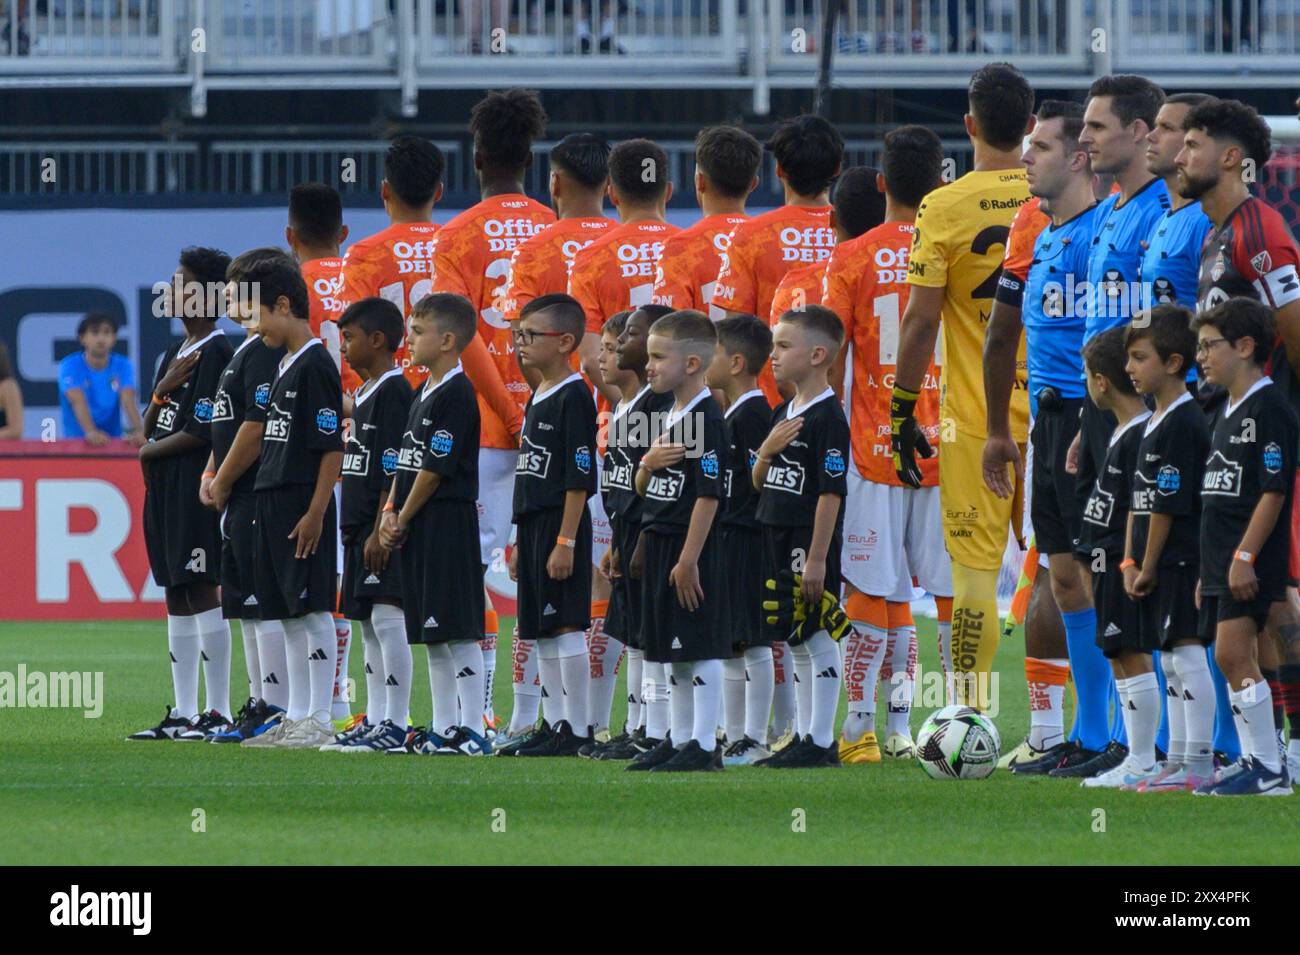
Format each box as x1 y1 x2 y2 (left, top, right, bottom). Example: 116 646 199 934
319 718 374 752
997 736 1045 770
494 721 552 757
1196 757 1293 797
837 731 881 765
882 732 915 759
337 719 409 754
626 736 677 772
241 715 295 747
595 730 646 761
721 735 771 766
434 725 493 756
1137 763 1213 793
275 716 335 749
651 739 723 772
126 706 193 741
1049 741 1127 779
334 712 366 735
764 734 841 769
177 709 232 741
1081 761 1157 789
583 729 628 759
516 719 590 757
211 699 270 744
1011 739 1081 775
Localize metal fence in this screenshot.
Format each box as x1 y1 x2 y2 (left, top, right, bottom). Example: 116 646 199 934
0 141 199 193
206 139 463 194
1116 0 1300 65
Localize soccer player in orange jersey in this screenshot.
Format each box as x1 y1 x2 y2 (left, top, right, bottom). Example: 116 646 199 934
822 145 948 764
651 125 761 319
287 183 359 396
712 115 843 404
429 89 555 739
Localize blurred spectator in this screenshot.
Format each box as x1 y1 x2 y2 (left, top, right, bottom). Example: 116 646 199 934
0 341 23 439
59 312 145 447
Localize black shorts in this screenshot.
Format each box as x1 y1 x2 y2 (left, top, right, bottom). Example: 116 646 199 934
1093 563 1145 657
143 452 221 589
398 499 483 644
1139 562 1204 650
252 485 338 620
639 527 730 664
722 524 767 651
1029 396 1084 556
1198 589 1282 642
514 506 592 641
219 490 259 619
760 523 842 644
605 513 644 649
339 535 404 621
1075 395 1117 533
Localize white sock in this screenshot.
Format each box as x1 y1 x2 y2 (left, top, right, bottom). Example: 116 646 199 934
1173 644 1214 775
586 616 623 734
509 628 541 733
166 613 201 721
256 619 288 710
692 659 723 751
360 620 386 726
194 606 232 720
240 620 262 701
643 660 670 740
669 662 693 747
722 657 747 743
1231 683 1280 772
625 648 644 732
1124 670 1160 768
1028 657 1068 749
282 618 310 721
555 630 590 734
803 631 841 748
371 603 411 728
884 625 916 737
537 638 565 729
743 646 774 744
937 618 955 704
426 644 459 737
770 641 796 742
331 616 353 721
480 631 497 724
841 622 887 741
451 640 485 731
302 611 338 724
1160 650 1185 765
792 643 813 738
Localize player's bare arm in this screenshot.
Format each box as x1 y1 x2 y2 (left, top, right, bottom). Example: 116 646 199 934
546 488 587 581
635 436 687 495
142 351 200 438
803 492 841 604
462 333 524 441
752 417 802 489
1132 512 1173 597
392 469 442 554
671 496 718 611
981 297 1026 498
289 449 342 559
1228 491 1285 602
208 420 264 512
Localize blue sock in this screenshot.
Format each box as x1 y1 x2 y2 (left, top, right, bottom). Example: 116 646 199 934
1063 608 1110 752
1152 650 1170 755
1208 646 1240 761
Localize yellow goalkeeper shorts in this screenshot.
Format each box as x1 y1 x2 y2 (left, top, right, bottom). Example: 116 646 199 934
938 429 1024 571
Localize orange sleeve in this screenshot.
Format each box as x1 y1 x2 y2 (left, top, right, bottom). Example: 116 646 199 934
822 250 857 338
338 248 377 309
503 245 544 324
711 232 757 314
567 256 606 334
1001 201 1044 283
461 333 523 437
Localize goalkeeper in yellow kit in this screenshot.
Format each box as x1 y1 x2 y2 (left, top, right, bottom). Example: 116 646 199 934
891 63 1036 710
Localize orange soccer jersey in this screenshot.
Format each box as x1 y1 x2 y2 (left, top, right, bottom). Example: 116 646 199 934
822 221 941 487
770 261 829 323
301 256 361 395
1001 195 1048 286
568 219 681 334
651 212 749 316
502 215 616 323
431 194 557 449
710 204 835 320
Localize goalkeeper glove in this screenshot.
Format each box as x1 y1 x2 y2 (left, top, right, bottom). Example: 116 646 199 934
890 384 934 489
762 570 807 639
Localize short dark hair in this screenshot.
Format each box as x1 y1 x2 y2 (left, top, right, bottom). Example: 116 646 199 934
766 115 844 197
244 256 309 321
179 246 232 288
969 62 1035 150
76 311 117 339
631 304 675 325
716 313 773 376
883 123 946 208
695 125 762 199
608 139 671 203
1192 296 1276 366
1037 99 1086 148
1125 304 1196 374
339 297 405 353
776 303 844 350
830 166 885 240
1166 91 1214 111
227 246 293 284
1182 98 1274 168
471 88 547 174
521 292 586 341
288 183 343 247
648 309 717 357
602 309 632 337
1087 74 1166 129
384 136 445 207
1082 327 1137 396
550 133 610 189
411 292 477 351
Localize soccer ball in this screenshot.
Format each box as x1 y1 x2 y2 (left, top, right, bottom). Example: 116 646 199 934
914 705 1001 780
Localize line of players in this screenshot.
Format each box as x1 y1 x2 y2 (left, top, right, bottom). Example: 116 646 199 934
124 75 1300 789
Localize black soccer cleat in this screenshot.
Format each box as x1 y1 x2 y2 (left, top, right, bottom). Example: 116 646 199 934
582 729 628 759
517 719 589 757
763 734 841 769
1050 741 1128 779
495 720 552 757
651 739 723 772
626 735 677 772
1008 739 1077 775
210 698 270 744
127 705 192 741
596 730 649 761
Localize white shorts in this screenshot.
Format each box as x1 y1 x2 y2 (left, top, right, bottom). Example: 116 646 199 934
841 467 952 602
589 458 611 567
477 447 518 567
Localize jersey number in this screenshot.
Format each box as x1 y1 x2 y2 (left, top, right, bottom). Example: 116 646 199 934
378 279 434 317
969 225 1010 302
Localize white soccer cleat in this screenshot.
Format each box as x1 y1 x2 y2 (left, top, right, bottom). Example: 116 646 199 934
276 717 336 749
240 716 295 748
882 732 915 759
1081 761 1155 789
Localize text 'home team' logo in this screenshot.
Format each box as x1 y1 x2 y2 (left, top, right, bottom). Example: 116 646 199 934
574 445 592 474
381 447 399 475
316 408 338 435
1264 441 1283 473
254 383 271 408
429 430 453 458
1156 464 1180 495
700 450 718 479
193 397 214 423
824 448 846 478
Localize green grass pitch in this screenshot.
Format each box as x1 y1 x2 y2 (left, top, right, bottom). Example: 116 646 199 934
1 618 1294 865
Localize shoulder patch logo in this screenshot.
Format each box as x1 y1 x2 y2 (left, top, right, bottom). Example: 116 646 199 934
381 447 400 474
574 445 592 474
700 449 719 479
1251 250 1273 275
429 430 453 457
1156 464 1180 495
823 448 847 478
1264 441 1283 473
316 407 339 434
254 382 271 408
193 397 214 422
